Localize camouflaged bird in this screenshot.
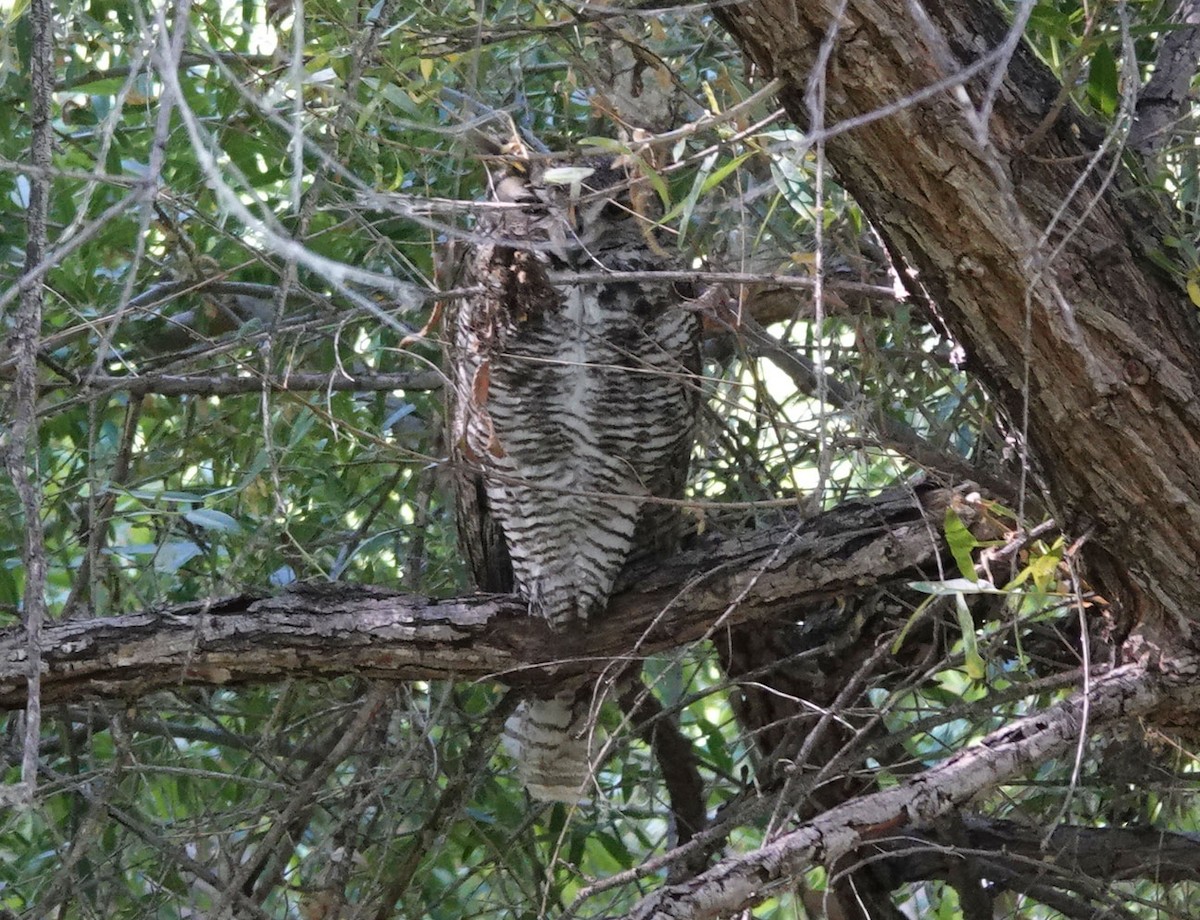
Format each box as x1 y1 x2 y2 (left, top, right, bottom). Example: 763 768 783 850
446 154 700 801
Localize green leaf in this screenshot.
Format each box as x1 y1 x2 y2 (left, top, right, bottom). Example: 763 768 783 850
1143 246 1182 275
672 151 718 245
185 508 242 533
943 506 979 581
156 541 203 574
3 0 30 26
629 154 671 210
286 408 318 448
909 577 999 595
891 593 935 654
542 166 597 186
235 450 271 491
106 543 161 556
124 488 204 504
334 531 395 575
955 593 986 680
700 152 752 194
595 831 632 866
577 137 630 155
65 77 130 96
1087 42 1119 116
1028 2 1079 41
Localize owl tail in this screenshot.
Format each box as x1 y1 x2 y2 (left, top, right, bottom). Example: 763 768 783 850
502 690 601 803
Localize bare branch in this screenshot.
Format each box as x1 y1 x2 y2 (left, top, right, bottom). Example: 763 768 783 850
0 0 55 804
55 369 445 398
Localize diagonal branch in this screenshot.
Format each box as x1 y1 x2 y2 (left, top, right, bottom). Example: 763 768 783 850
624 657 1200 920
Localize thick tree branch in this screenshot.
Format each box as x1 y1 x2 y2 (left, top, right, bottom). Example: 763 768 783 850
1130 0 1200 155
873 815 1200 888
0 485 962 709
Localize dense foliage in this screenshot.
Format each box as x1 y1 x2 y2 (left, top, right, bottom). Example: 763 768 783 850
2 1 1198 917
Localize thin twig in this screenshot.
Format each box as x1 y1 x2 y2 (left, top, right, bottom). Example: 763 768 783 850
0 0 55 806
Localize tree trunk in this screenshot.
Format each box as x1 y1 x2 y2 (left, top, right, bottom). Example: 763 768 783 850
714 0 1200 648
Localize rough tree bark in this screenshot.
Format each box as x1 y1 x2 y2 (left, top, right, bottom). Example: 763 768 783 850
0 485 962 708
715 0 1200 647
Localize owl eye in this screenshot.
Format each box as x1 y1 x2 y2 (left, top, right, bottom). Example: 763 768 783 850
599 196 628 220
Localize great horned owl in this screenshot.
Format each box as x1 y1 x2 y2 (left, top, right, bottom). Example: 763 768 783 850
447 155 700 801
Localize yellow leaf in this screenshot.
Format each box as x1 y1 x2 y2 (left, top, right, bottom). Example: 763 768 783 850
419 58 433 81
1188 275 1200 308
790 252 817 274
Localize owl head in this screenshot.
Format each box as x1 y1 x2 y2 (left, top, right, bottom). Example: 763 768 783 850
487 155 665 269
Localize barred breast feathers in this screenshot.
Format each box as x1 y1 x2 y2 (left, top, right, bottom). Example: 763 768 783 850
454 157 700 629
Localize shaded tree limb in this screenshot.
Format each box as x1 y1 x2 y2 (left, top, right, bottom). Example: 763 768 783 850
1130 0 1200 156
0 485 964 707
870 814 1200 889
936 813 994 920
